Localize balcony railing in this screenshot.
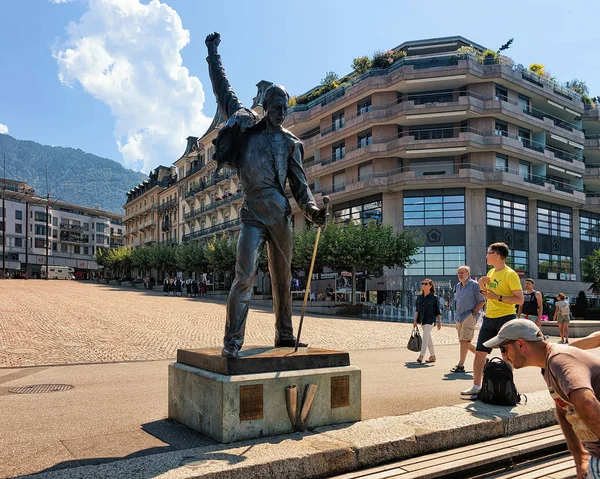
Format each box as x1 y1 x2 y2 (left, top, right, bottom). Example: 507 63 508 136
288 53 582 117
182 218 242 242
60 223 83 231
315 162 583 198
157 199 178 213
185 172 236 199
299 94 583 155
312 126 583 169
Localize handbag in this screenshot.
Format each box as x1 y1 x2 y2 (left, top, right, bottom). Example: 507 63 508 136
407 327 423 352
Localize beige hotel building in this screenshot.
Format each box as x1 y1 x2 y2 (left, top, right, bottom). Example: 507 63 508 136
124 37 600 300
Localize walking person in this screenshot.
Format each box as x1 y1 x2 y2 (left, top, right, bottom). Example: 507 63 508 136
554 293 571 344
461 242 524 397
413 279 442 364
483 319 600 479
163 277 169 296
451 266 485 373
517 278 543 327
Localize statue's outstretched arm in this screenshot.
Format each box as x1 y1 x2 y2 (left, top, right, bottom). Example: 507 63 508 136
205 32 243 121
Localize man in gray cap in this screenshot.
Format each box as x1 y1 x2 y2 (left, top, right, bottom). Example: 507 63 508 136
484 319 600 479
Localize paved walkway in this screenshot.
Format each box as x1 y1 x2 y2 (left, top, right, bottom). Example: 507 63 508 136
0 281 460 368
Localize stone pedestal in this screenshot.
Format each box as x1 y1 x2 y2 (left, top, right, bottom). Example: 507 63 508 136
168 347 361 443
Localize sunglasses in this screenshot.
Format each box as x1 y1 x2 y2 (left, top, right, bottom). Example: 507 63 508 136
499 340 517 354
421 282 431 286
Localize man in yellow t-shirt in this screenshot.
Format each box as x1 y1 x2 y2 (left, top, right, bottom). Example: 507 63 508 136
460 242 524 397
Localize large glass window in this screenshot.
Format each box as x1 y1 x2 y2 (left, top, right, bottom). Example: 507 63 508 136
495 120 508 137
358 162 372 181
15 210 22 220
404 194 464 226
333 171 346 192
486 195 527 231
495 154 508 172
580 212 600 242
537 204 572 238
405 246 465 277
333 195 382 226
332 111 344 131
495 84 508 102
332 141 345 161
357 130 372 149
357 97 372 116
34 225 49 236
538 253 573 280
34 211 50 222
507 250 528 274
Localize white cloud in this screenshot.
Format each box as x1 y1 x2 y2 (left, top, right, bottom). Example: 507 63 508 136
0 124 8 134
54 0 211 172
50 0 77 4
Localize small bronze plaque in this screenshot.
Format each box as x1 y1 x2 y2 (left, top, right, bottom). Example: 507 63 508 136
331 375 350 408
239 384 263 421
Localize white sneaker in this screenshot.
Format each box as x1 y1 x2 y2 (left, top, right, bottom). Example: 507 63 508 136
461 385 481 396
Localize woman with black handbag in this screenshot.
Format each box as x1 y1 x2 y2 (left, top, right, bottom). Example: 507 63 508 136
413 279 442 363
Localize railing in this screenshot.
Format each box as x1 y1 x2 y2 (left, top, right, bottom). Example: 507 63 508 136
185 163 204 178
585 134 600 140
124 203 156 221
182 218 242 242
311 126 583 168
60 223 83 231
298 90 582 148
185 172 236 199
157 199 178 213
316 162 583 197
144 236 155 244
288 52 582 116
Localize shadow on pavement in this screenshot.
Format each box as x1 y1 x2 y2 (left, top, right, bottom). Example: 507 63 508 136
15 419 218 478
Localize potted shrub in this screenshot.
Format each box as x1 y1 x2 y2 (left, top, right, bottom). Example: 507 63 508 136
482 49 499 65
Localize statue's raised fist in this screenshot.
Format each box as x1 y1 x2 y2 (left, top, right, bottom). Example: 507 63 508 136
205 32 221 49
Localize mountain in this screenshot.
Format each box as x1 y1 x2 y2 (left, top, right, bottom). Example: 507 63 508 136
0 134 147 214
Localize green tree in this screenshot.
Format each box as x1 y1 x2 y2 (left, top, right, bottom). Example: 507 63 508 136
292 225 322 275
582 250 600 298
566 78 590 97
206 234 237 288
149 244 177 279
320 221 421 304
352 56 372 74
321 71 339 86
131 247 152 275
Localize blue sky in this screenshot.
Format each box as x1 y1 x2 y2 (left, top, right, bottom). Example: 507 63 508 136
1 0 599 174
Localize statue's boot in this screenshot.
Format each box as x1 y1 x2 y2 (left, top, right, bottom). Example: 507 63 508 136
221 343 240 359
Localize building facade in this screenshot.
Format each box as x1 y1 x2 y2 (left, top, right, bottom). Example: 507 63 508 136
283 36 599 301
122 36 600 304
0 178 124 278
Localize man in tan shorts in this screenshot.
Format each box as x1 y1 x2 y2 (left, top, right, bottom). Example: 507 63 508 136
451 266 485 373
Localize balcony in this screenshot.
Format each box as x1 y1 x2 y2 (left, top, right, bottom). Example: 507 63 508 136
287 54 583 126
300 91 583 153
157 199 178 213
182 218 242 242
130 238 141 247
124 203 156 221
60 223 83 231
313 162 584 204
144 236 155 244
60 235 90 244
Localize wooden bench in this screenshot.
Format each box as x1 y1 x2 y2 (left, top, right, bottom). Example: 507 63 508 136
330 425 575 479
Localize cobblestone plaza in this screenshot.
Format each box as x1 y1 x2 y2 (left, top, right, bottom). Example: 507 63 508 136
0 281 461 368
